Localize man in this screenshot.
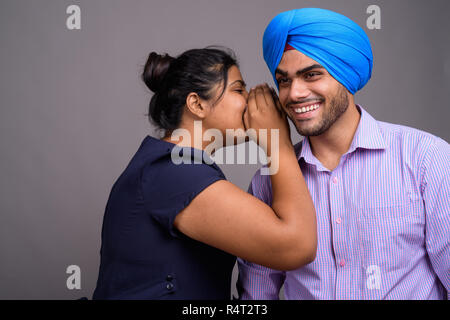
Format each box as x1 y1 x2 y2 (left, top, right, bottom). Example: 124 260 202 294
237 8 449 299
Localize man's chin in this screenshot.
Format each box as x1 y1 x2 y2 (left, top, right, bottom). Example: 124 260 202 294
295 123 327 137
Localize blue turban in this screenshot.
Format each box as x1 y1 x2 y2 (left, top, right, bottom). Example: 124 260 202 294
263 8 373 94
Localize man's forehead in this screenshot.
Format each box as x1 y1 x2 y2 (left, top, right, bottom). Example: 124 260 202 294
277 50 322 73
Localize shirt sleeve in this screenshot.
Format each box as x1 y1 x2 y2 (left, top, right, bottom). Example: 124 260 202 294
237 168 286 300
422 137 450 298
141 152 226 238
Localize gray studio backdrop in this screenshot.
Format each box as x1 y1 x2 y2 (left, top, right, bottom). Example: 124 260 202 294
1 0 449 299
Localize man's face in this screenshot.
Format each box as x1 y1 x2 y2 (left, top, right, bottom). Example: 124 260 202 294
275 50 350 137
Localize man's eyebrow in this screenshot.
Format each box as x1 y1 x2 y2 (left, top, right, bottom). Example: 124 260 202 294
275 64 324 77
229 80 247 87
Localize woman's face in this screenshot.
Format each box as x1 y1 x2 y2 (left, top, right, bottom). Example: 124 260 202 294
203 65 248 146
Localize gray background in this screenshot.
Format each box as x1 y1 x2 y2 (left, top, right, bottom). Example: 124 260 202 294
0 0 449 299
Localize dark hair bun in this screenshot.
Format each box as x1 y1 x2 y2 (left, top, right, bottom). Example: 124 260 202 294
142 52 175 93
143 47 237 134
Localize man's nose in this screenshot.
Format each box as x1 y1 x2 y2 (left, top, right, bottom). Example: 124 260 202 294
289 79 311 101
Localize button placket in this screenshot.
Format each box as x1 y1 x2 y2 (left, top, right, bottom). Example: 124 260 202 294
166 274 174 292
328 168 349 298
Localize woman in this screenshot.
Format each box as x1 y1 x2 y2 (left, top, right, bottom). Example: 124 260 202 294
92 47 316 299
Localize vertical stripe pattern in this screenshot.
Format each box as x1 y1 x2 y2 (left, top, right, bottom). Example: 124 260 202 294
237 106 450 300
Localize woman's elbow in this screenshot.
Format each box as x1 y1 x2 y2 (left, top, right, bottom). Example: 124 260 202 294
302 241 317 265
266 240 316 271
284 233 318 270
277 211 318 269
262 222 317 270
285 245 316 270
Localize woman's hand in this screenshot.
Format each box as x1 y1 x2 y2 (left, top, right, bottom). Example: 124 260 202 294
243 84 292 155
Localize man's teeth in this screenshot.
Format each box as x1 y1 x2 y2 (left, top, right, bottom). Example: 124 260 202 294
294 104 320 114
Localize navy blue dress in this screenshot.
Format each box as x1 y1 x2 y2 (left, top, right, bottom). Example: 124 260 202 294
92 136 236 299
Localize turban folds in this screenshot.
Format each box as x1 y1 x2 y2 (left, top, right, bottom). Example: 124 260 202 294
263 8 373 94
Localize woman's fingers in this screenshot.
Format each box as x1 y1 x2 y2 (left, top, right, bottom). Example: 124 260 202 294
270 87 285 117
247 87 257 114
254 85 267 111
245 83 292 151
246 83 285 119
258 84 271 107
255 84 281 114
261 84 274 107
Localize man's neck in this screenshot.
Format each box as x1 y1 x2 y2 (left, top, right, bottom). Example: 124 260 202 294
308 103 361 171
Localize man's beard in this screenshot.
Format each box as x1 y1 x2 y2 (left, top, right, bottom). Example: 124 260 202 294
292 85 349 137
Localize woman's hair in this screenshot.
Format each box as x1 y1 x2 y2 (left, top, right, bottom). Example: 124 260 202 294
142 47 238 134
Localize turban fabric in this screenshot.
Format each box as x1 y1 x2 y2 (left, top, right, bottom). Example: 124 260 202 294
263 8 374 94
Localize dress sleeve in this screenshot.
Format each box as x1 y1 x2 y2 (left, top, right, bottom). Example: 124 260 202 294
141 151 226 238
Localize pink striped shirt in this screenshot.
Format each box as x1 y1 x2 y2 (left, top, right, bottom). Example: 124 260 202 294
237 105 450 300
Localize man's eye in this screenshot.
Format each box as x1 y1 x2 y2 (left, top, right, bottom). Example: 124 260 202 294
305 72 320 79
277 78 289 85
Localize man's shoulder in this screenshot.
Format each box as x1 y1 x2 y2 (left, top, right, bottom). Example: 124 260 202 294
376 120 447 150
375 120 449 174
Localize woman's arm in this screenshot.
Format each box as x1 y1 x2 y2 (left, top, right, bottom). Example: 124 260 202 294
174 85 317 270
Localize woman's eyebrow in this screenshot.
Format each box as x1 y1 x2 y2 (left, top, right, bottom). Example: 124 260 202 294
229 80 247 87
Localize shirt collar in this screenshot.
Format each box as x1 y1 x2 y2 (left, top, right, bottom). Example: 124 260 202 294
348 105 387 153
296 105 386 166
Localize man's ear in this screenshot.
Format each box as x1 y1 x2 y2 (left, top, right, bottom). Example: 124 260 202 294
185 92 209 119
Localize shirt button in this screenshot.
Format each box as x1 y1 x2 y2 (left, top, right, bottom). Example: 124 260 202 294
166 283 174 291
166 274 173 281
336 217 342 224
339 259 346 267
332 176 338 184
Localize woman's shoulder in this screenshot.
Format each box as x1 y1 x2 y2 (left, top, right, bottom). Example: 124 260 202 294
137 135 226 184
138 136 228 230
135 135 175 164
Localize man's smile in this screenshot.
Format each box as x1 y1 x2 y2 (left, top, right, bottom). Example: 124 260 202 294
289 102 322 120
